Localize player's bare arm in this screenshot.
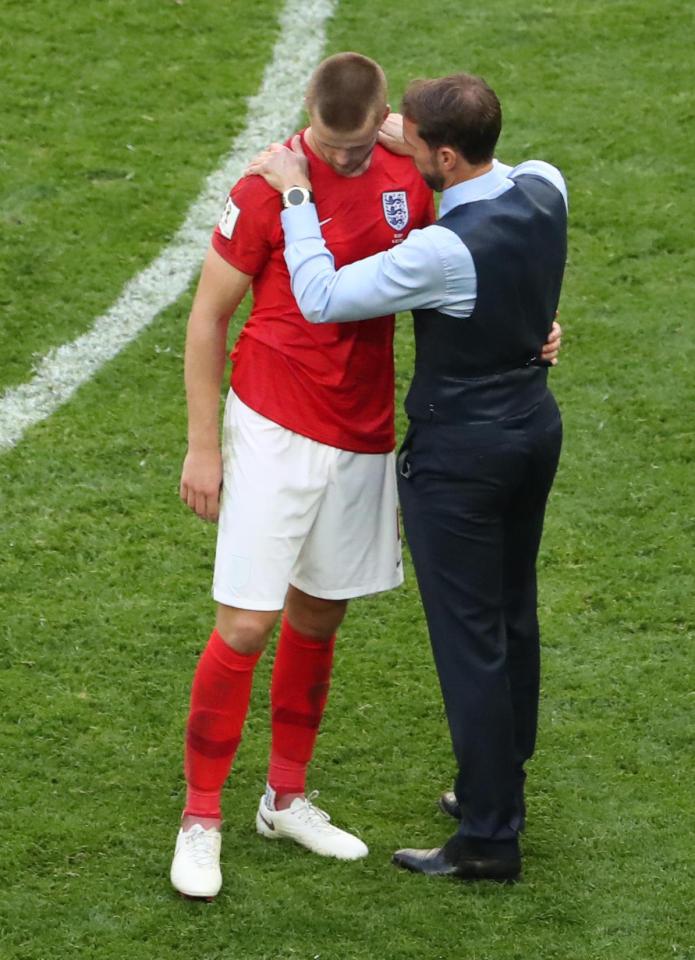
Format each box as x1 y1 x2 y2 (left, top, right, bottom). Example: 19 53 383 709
181 246 252 523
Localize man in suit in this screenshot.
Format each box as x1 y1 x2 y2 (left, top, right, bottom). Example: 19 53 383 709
247 71 568 882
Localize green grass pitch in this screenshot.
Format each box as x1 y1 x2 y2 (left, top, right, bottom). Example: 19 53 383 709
1 1 693 958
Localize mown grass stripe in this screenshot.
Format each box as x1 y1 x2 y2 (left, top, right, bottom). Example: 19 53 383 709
0 0 337 452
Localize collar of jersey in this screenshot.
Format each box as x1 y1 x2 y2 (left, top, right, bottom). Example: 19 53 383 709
299 128 380 181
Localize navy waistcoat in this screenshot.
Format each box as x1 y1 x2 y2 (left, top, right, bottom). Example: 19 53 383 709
406 174 567 423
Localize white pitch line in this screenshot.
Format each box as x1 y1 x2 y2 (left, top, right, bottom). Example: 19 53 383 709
0 0 337 452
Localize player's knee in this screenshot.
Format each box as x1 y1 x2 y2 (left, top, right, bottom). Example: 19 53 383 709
285 588 347 638
215 605 278 654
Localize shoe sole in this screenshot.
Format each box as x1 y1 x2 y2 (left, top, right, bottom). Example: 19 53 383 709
177 890 217 902
393 855 520 884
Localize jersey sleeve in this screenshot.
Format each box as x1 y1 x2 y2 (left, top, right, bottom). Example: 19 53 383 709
211 176 278 276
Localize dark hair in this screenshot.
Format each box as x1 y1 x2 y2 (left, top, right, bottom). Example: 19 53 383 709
305 52 387 132
401 73 501 164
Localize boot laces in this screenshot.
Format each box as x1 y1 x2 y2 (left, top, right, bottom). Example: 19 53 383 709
294 791 332 831
184 824 220 867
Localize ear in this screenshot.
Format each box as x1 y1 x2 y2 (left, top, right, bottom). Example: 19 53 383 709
439 146 458 170
382 103 391 123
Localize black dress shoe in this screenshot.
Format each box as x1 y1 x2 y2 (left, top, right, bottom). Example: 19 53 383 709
438 790 461 821
392 835 521 882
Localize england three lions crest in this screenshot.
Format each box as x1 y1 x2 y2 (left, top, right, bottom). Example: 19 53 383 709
382 191 409 231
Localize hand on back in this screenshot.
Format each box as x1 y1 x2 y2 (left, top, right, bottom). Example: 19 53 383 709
541 319 562 366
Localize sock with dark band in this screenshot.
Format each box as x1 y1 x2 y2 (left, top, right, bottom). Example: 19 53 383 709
268 616 335 799
184 628 261 819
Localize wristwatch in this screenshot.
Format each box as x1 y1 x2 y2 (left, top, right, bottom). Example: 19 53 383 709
281 186 314 208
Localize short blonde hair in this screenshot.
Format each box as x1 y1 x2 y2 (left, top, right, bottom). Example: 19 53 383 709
305 52 387 131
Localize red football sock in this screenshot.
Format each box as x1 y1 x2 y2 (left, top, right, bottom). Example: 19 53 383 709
184 628 261 819
268 616 335 797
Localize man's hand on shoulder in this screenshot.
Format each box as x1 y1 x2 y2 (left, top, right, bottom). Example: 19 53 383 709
377 113 412 156
180 446 223 523
244 135 311 193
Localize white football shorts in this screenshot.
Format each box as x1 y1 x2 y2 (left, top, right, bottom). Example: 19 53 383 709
212 391 403 610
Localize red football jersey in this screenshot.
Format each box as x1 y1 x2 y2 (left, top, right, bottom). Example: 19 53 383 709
212 132 434 453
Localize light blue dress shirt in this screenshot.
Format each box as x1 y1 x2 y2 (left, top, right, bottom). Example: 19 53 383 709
281 159 568 324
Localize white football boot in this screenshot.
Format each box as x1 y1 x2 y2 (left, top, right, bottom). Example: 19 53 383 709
170 823 222 898
256 789 368 860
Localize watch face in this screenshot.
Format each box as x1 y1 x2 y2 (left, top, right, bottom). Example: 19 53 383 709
287 187 306 205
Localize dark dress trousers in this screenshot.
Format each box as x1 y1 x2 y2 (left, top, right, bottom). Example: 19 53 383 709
397 174 568 841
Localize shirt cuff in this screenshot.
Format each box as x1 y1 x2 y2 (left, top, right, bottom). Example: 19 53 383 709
280 203 322 243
